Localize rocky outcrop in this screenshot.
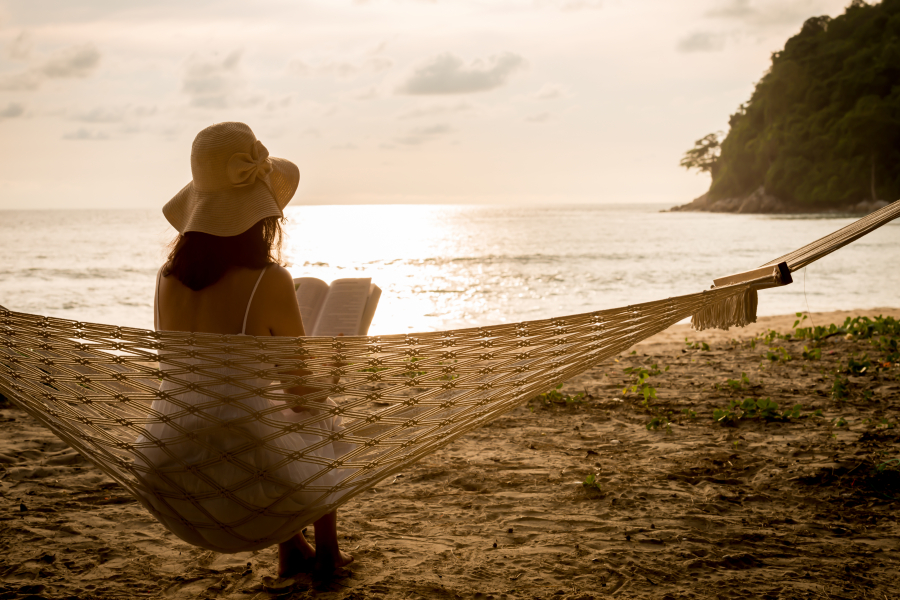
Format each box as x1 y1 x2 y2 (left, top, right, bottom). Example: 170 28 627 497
669 186 795 213
851 199 890 213
668 186 892 214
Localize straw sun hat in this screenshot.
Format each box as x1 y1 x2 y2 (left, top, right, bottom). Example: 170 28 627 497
163 122 300 237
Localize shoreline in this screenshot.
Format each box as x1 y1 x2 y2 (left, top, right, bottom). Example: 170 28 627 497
667 187 893 215
1 308 898 598
641 306 900 352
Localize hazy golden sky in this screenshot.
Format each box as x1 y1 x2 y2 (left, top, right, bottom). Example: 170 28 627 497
0 0 849 209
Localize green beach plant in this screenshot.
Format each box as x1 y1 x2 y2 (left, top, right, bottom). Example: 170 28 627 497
831 373 851 401
845 353 872 375
717 372 751 393
875 458 900 473
531 383 586 409
713 397 821 425
582 473 602 492
646 412 672 433
622 363 667 409
764 346 791 363
684 338 710 351
801 346 821 360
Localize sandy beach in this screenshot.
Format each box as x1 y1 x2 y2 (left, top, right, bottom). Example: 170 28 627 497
2 308 899 600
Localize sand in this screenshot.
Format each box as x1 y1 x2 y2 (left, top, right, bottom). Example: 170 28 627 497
1 308 899 599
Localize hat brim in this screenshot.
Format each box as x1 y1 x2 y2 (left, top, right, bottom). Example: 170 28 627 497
163 156 299 236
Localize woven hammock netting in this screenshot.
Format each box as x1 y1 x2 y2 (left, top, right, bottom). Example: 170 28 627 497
1 200 898 553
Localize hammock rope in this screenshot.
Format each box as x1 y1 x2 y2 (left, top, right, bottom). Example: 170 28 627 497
1 200 898 553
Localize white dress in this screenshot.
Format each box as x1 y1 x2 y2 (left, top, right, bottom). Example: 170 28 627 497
134 266 352 553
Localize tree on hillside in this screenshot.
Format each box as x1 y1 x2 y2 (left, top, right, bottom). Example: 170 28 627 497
679 132 722 178
682 0 900 206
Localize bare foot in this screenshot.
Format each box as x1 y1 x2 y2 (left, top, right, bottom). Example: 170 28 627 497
315 549 354 573
278 532 316 577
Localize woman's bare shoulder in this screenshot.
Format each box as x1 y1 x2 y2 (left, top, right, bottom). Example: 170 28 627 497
265 263 295 286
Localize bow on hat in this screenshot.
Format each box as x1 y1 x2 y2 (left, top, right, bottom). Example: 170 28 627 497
226 140 274 190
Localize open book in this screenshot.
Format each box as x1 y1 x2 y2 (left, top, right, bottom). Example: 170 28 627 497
293 277 382 337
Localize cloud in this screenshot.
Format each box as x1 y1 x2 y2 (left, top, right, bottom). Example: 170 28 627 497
398 101 472 119
707 0 754 18
395 123 453 145
62 127 109 141
290 56 392 79
7 31 32 60
353 86 378 100
265 95 293 112
0 71 41 91
525 112 549 123
73 106 126 123
182 50 243 108
706 0 836 29
68 105 157 124
0 102 25 119
531 83 570 100
38 44 100 78
0 42 100 90
677 32 726 53
397 52 526 95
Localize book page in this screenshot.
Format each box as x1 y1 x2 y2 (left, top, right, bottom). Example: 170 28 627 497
312 278 372 336
293 277 330 334
358 284 382 335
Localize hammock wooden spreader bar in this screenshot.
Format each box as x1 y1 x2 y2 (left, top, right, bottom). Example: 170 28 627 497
1 199 898 553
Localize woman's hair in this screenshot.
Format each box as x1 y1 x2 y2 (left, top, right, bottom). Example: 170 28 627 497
164 216 285 291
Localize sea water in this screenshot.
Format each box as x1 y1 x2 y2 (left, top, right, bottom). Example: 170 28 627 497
1 204 898 335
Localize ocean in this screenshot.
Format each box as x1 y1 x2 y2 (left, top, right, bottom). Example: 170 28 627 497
1 204 897 336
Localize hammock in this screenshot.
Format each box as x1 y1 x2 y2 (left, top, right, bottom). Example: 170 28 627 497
1 200 898 553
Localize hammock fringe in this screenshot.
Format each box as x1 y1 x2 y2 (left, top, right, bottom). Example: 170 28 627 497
691 261 791 331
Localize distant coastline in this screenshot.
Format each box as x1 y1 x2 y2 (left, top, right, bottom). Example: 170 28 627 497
667 185 892 215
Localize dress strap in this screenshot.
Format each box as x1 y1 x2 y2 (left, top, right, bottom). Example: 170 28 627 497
242 264 271 335
154 265 165 331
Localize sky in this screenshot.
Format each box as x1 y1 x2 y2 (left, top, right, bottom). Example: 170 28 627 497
0 0 853 209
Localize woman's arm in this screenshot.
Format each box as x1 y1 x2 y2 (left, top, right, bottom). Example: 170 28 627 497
250 265 336 409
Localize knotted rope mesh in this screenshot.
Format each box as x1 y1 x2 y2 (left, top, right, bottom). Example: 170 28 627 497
1 199 897 553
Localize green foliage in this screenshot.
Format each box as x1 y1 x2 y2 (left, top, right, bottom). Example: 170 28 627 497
714 397 821 424
689 1 900 206
765 346 792 363
801 345 821 360
845 353 873 374
582 473 602 491
680 132 722 174
717 372 751 393
685 338 710 351
877 417 896 429
623 363 668 409
842 315 900 339
646 412 672 433
831 372 851 401
532 383 586 408
876 458 900 472
792 322 843 341
762 329 785 345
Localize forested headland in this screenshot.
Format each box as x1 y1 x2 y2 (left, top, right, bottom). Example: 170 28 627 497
673 0 900 213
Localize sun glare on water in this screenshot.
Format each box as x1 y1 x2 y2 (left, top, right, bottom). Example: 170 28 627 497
283 205 484 336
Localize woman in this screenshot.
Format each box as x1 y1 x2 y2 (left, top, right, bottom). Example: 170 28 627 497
152 122 352 574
